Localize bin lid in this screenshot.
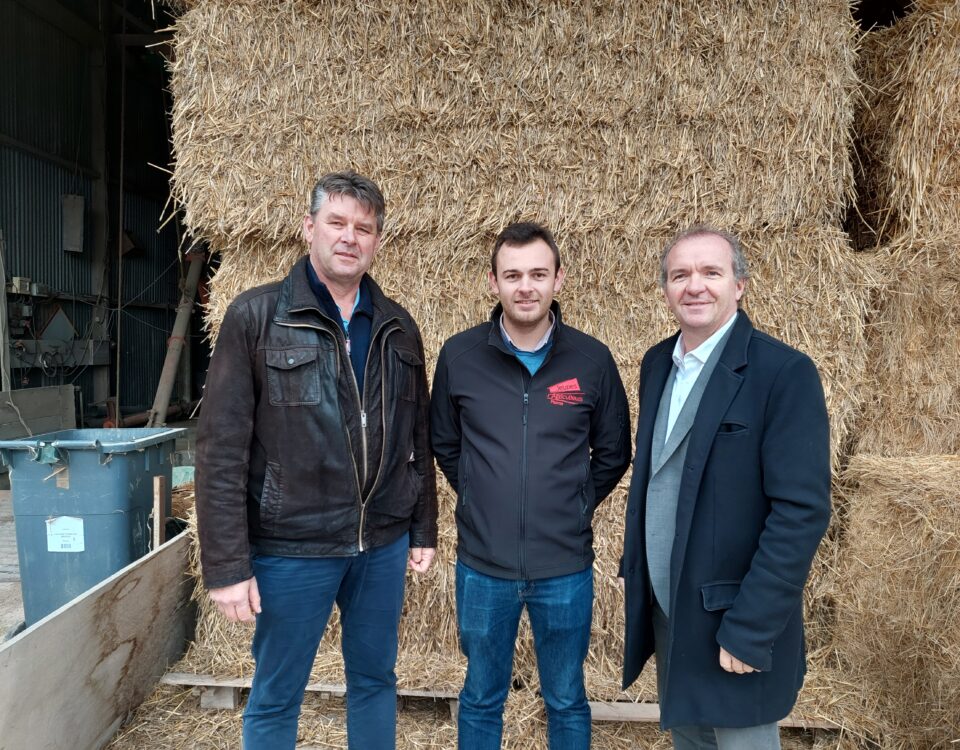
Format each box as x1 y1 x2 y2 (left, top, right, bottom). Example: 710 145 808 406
0 427 185 454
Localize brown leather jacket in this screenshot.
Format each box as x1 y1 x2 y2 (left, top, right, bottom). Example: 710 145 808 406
195 257 437 589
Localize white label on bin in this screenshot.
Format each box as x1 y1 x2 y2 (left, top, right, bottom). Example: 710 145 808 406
46 516 85 553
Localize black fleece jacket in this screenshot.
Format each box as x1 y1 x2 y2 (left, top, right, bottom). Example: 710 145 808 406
430 303 631 580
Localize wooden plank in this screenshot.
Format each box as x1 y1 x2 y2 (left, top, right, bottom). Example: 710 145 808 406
152 475 167 550
199 686 239 710
158 672 837 729
0 386 75 437
0 532 195 750
589 701 661 722
162 672 459 700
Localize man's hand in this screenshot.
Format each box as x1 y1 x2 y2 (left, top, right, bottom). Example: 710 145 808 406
408 547 436 573
719 646 757 674
208 577 261 623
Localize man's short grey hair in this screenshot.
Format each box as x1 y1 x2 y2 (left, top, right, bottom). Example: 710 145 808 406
309 170 386 234
658 225 750 288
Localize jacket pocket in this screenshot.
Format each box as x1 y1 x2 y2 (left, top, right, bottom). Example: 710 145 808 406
259 461 283 529
701 580 741 611
716 421 748 435
578 462 595 533
393 348 422 402
265 348 323 406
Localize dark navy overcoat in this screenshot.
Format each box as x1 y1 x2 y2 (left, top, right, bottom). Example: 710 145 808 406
621 313 831 728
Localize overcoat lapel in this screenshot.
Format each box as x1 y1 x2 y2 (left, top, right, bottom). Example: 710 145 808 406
633 340 676 488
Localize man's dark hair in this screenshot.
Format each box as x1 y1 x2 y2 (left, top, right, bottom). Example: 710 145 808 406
309 170 386 233
491 222 561 275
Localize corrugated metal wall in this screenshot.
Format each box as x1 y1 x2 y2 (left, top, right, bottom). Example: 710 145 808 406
0 147 96 294
117 193 180 410
0 0 185 417
0 3 92 168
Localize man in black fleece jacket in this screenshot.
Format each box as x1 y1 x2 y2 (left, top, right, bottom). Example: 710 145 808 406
430 221 631 749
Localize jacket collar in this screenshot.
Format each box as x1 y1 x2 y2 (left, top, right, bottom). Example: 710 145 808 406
274 256 394 329
487 300 564 354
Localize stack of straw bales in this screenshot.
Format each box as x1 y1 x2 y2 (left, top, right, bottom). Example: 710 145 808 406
830 6 960 748
851 6 960 247
156 0 904 744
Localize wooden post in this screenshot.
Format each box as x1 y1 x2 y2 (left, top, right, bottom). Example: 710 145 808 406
153 475 167 550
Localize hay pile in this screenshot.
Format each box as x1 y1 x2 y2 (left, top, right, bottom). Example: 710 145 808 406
832 455 960 748
152 0 891 745
851 6 960 246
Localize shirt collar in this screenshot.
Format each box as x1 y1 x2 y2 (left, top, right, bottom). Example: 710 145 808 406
305 262 373 321
672 311 738 369
500 311 556 353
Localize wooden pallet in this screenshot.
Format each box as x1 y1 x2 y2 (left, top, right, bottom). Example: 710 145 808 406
160 672 836 729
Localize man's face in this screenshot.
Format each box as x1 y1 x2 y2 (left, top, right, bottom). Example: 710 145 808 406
302 194 380 288
662 233 745 349
488 239 565 329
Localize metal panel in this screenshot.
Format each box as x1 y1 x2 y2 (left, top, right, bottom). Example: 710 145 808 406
118 306 176 411
0 147 95 296
0 4 92 167
120 193 180 306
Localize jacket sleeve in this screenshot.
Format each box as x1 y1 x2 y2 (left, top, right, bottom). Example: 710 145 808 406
429 345 462 493
194 302 257 589
589 349 632 504
715 353 831 671
408 325 438 548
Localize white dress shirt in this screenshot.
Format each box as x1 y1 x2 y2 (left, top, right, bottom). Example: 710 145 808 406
665 312 739 442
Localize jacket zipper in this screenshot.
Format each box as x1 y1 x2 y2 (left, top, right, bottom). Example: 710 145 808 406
519 373 530 579
357 322 400 551
277 314 399 553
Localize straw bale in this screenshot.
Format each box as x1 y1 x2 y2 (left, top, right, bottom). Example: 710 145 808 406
169 0 857 246
855 240 960 456
831 454 960 748
852 7 960 246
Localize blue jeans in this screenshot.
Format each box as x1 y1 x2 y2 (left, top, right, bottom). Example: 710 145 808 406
455 560 593 750
242 533 409 750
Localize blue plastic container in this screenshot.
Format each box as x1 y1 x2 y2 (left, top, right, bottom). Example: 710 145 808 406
0 427 184 625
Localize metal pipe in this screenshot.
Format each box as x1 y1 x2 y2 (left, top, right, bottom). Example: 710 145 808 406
105 399 199 428
146 253 204 427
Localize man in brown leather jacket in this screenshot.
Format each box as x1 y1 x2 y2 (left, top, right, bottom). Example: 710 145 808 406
195 170 437 750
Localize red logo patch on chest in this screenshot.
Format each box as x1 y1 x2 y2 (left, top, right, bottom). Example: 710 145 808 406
547 378 585 405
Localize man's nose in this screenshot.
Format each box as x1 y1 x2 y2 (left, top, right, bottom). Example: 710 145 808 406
341 224 357 244
687 273 706 293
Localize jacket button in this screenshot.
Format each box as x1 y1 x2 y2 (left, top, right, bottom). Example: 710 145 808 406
287 358 295 364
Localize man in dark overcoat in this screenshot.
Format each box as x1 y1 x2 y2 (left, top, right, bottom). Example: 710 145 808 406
620 226 831 749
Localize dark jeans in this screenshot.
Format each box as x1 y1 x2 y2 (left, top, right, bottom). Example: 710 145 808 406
455 560 593 750
242 533 409 750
